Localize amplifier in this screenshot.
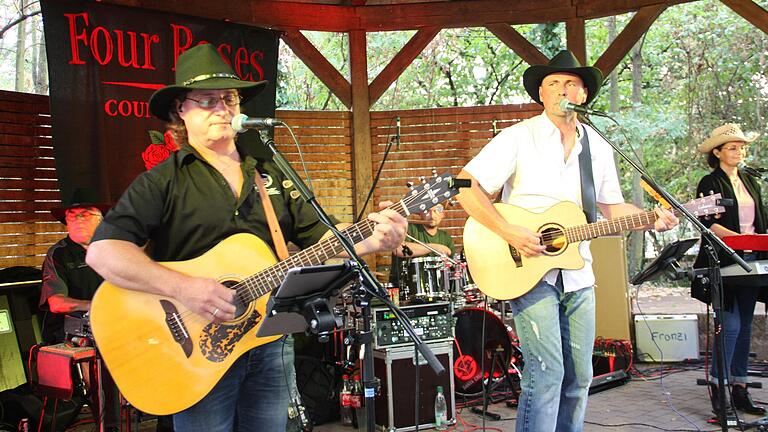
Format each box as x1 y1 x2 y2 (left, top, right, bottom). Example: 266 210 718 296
372 302 452 349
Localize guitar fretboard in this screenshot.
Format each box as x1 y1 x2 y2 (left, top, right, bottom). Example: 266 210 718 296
565 210 657 243
233 201 407 305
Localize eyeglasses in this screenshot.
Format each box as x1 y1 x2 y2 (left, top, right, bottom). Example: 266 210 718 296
722 146 748 152
65 211 102 222
185 93 242 109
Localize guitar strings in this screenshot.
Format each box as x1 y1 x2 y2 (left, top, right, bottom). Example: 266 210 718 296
110 186 440 362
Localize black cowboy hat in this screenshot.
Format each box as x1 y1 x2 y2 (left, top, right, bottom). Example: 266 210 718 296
149 44 268 121
51 188 111 225
523 50 603 105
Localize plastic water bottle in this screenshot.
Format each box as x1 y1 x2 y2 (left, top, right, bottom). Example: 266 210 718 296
434 385 448 430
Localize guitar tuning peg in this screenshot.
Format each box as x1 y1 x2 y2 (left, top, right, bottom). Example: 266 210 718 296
699 192 704 198
406 181 414 189
419 176 426 183
431 169 438 176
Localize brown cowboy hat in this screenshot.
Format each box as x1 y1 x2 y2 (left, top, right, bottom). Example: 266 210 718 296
697 123 760 153
523 50 603 105
149 44 268 121
51 188 111 225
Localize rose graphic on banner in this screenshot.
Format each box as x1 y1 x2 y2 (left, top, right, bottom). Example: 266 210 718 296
142 130 179 170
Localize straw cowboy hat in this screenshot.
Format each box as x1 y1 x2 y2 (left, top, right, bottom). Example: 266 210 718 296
149 44 268 121
697 123 760 153
523 50 603 105
51 188 110 225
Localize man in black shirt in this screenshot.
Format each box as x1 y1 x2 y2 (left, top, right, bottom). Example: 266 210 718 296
40 189 109 344
86 44 406 431
40 189 120 431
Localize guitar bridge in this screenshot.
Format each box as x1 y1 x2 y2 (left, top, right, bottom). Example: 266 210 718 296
160 300 193 358
508 245 523 268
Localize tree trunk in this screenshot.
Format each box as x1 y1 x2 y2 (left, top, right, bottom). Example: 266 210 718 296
627 38 645 275
15 0 28 92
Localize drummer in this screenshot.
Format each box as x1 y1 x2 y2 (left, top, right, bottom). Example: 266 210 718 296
389 203 455 288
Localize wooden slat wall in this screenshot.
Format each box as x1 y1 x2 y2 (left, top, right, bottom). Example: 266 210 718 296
0 91 540 271
0 90 64 269
273 110 354 222
370 103 541 261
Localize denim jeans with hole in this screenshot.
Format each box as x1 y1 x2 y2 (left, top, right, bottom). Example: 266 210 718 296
173 336 293 432
509 275 595 432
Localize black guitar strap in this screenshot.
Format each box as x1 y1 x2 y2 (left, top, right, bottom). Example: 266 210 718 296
579 124 597 223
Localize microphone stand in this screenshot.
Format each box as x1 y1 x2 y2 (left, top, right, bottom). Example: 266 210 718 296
355 116 400 222
256 127 444 432
581 114 750 431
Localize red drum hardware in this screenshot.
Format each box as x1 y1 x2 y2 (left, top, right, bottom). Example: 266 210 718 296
452 307 523 397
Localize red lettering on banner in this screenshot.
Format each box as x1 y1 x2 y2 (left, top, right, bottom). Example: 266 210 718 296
171 24 194 69
234 47 249 80
105 99 118 117
65 12 89 65
250 51 265 81
141 33 160 70
90 26 114 65
104 99 151 118
114 30 139 68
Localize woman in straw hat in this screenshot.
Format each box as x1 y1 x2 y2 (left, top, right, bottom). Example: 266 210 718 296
692 123 767 417
86 44 407 431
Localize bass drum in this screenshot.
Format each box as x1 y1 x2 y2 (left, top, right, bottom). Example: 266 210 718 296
452 307 523 397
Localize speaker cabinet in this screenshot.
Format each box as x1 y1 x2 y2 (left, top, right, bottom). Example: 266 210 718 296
374 341 455 431
591 236 632 341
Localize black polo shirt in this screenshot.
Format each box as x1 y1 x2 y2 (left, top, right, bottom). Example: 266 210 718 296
93 142 336 262
39 236 104 343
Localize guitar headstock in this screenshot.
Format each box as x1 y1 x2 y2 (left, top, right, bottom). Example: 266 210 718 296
402 172 467 215
684 193 726 217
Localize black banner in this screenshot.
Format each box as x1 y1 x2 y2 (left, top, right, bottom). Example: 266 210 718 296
41 0 279 204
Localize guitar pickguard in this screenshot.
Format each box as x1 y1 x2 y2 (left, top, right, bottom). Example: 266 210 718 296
199 310 262 363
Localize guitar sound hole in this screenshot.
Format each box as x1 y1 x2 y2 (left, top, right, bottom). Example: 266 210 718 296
540 226 566 254
221 279 247 317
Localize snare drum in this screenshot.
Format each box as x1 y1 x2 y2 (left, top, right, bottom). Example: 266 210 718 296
403 256 449 301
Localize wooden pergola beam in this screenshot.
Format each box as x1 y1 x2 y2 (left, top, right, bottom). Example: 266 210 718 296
100 0 696 32
720 0 768 35
566 18 587 65
485 24 548 66
280 30 352 109
594 4 667 77
368 27 441 106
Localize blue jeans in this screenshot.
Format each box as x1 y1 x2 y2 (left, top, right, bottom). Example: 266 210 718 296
709 282 759 384
174 337 293 432
509 276 595 432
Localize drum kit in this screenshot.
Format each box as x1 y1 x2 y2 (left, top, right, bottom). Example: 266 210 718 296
381 247 523 401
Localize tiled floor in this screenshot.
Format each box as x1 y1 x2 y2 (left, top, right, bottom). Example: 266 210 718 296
314 364 768 431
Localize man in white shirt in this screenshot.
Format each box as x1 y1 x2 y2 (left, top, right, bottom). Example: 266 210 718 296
457 50 678 432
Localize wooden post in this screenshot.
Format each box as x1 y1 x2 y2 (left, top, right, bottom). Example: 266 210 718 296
566 18 586 65
720 0 768 35
349 29 378 267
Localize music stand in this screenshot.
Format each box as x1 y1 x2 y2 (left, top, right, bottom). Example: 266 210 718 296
630 238 698 285
257 262 359 339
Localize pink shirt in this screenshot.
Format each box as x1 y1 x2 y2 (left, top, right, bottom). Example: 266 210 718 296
732 176 756 234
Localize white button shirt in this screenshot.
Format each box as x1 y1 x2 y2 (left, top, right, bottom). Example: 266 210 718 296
464 112 624 292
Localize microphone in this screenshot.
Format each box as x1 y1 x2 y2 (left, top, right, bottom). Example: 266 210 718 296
738 162 768 181
395 116 401 150
558 99 607 117
231 114 283 133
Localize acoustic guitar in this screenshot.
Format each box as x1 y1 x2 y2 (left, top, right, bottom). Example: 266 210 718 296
462 194 724 300
89 173 463 415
